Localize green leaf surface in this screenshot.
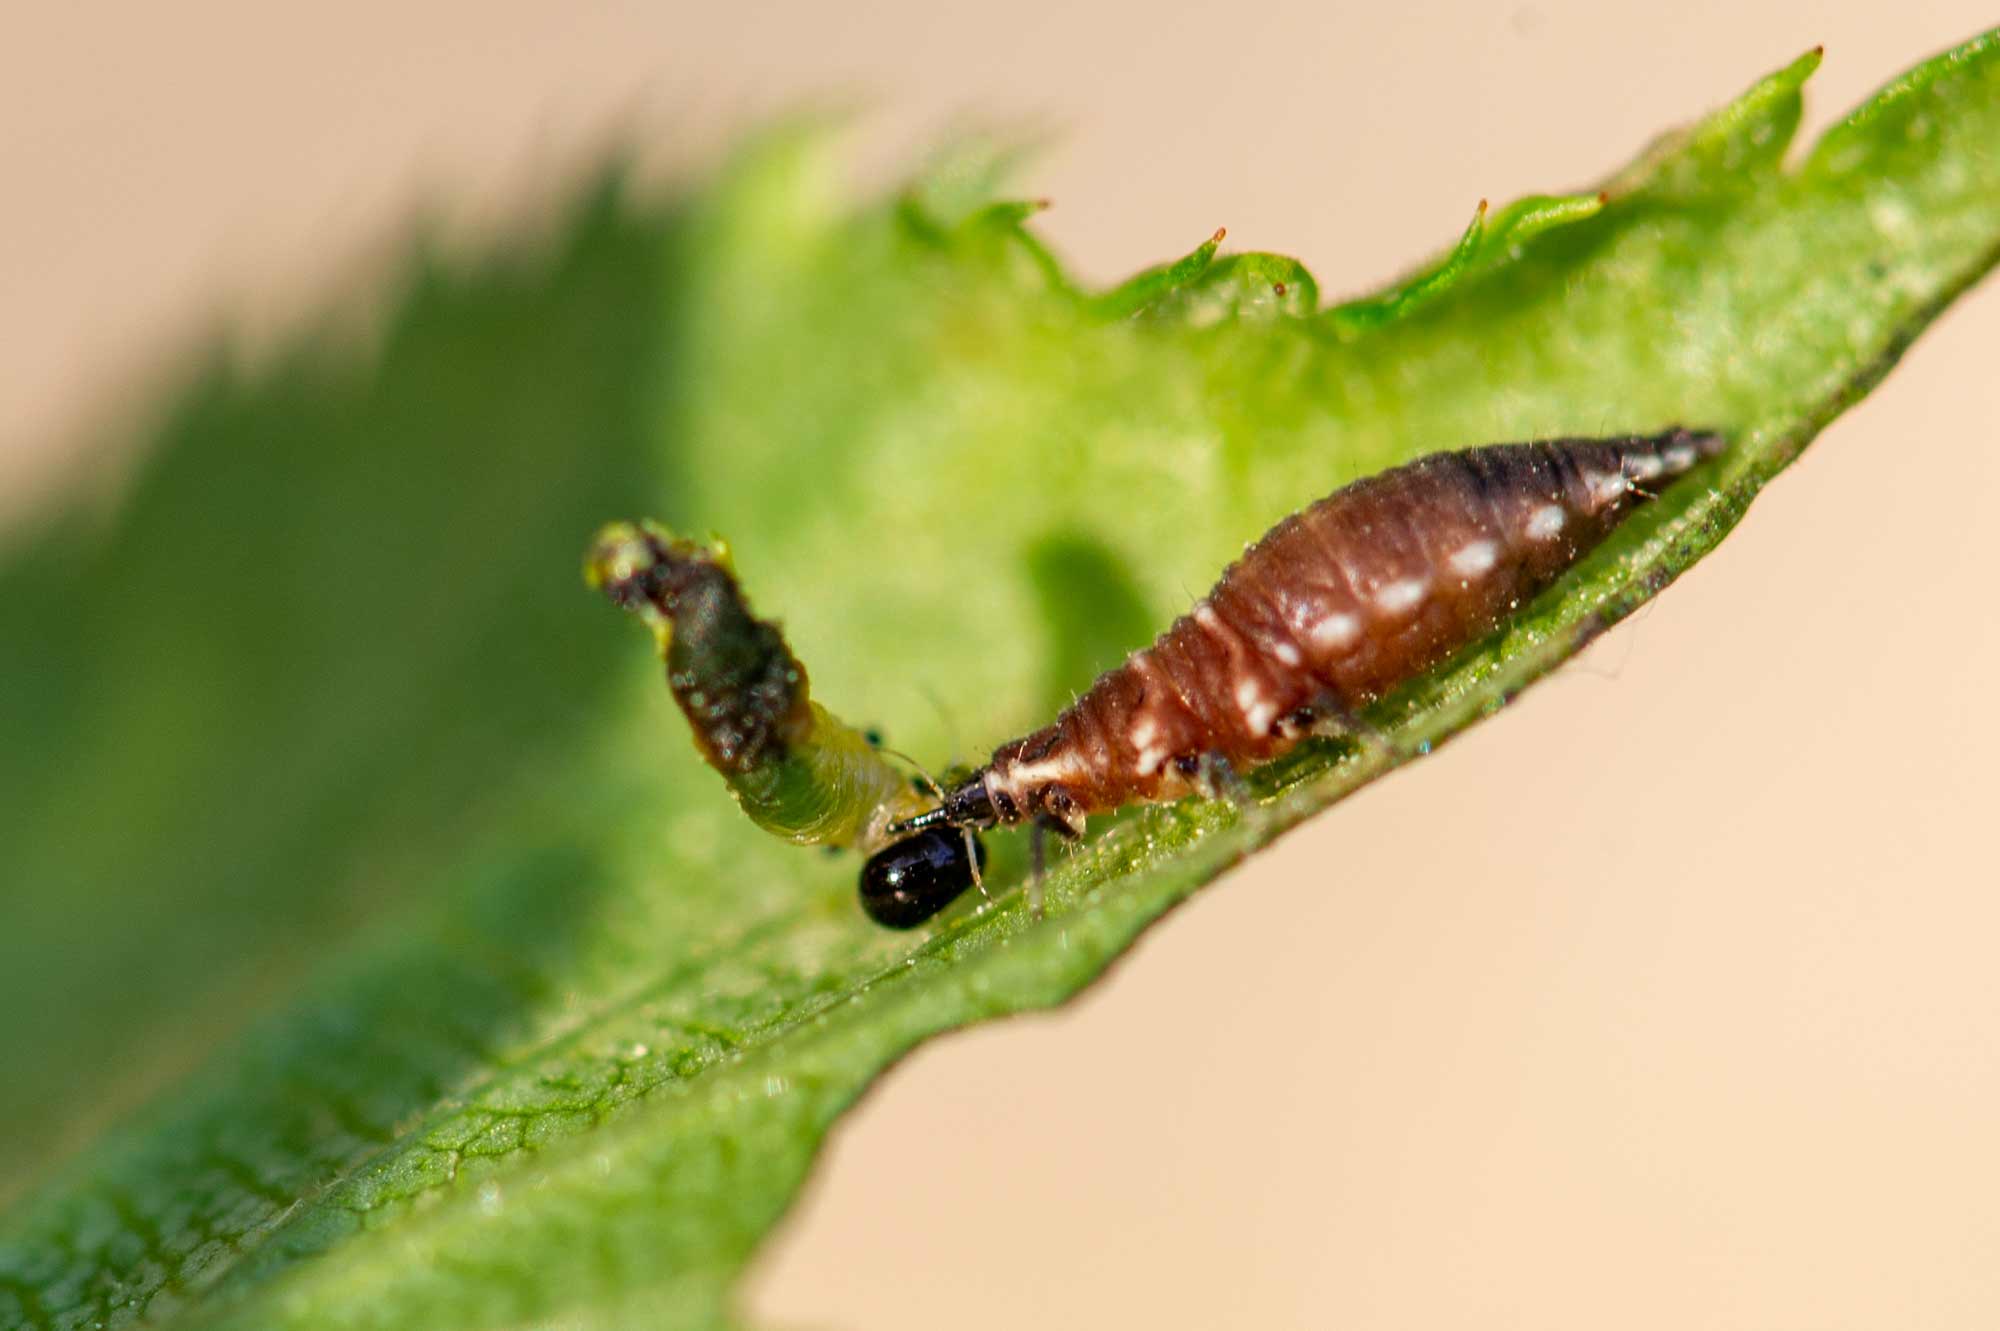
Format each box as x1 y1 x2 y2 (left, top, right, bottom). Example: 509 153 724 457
3 29 1997 1331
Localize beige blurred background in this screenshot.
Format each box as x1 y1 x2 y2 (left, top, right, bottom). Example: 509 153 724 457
5 2 1997 1328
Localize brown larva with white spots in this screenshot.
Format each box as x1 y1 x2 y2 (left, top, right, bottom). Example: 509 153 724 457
859 427 1724 928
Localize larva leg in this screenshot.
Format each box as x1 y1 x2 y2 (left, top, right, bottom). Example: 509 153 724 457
1027 812 1085 920
1026 818 1053 920
1304 693 1393 760
1194 752 1254 808
963 828 989 901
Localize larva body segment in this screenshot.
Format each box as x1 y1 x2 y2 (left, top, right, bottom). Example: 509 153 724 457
941 427 1724 836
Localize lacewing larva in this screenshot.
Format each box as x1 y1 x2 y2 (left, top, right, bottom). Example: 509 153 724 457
860 427 1724 925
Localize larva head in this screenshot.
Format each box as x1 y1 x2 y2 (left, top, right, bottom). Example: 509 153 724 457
887 773 1001 836
859 827 987 929
583 520 678 643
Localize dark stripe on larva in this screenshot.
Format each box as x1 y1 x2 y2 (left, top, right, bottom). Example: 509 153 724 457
949 427 1723 831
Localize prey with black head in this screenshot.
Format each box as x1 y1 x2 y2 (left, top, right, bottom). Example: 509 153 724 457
859 826 988 928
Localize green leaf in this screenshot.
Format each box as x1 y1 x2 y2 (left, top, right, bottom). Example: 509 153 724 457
3 29 1997 1331
1325 191 1607 334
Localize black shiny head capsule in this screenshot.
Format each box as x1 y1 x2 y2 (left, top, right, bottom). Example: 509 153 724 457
859 827 987 929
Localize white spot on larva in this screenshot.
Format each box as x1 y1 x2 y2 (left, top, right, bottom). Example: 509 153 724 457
1002 755 1083 788
1235 680 1279 736
1526 504 1566 540
1590 470 1627 504
1376 577 1427 614
1448 541 1498 578
1272 642 1302 668
1130 718 1158 750
1311 612 1361 651
1625 453 1665 482
1195 603 1225 634
1663 442 1697 471
1136 745 1168 777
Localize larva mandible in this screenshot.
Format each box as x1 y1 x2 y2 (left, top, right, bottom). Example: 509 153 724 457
860 427 1724 927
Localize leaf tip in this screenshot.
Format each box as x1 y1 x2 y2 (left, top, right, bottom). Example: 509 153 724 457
1796 43 1827 79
